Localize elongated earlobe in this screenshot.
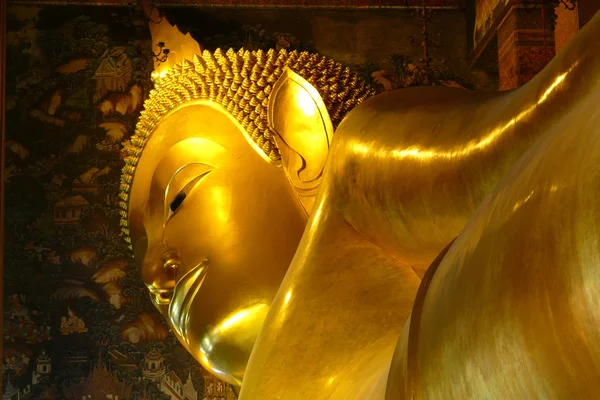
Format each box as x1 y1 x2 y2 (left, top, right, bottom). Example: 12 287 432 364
268 68 334 205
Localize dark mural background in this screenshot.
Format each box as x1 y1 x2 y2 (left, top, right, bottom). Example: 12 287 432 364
2 4 481 400
2 5 238 400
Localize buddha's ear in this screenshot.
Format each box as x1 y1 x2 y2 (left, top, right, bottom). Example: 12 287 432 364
268 67 333 198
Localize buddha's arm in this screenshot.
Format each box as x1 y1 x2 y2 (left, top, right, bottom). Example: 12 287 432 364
388 69 600 400
330 12 599 277
386 13 600 399
240 12 599 400
239 195 421 400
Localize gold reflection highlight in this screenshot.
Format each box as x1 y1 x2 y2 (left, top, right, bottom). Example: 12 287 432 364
241 13 600 400
350 66 576 162
200 304 271 386
512 190 535 212
120 7 600 396
151 69 169 83
386 65 576 161
389 58 600 399
210 186 230 225
121 45 373 387
168 258 209 345
297 86 319 117
210 304 269 336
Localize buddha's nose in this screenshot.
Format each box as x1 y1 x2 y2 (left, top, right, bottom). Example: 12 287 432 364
140 240 181 304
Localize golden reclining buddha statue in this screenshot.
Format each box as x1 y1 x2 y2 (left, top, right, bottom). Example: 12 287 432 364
120 11 600 399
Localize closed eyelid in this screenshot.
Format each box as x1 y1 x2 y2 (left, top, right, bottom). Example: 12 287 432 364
161 163 213 219
165 170 212 223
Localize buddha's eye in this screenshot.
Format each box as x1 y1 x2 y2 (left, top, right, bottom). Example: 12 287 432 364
170 191 186 212
166 170 211 221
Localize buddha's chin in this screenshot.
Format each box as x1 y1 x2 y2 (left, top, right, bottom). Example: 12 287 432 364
162 293 271 386
150 256 271 386
195 302 271 386
166 258 210 345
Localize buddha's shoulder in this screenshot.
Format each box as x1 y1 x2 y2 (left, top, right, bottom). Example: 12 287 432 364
359 86 497 112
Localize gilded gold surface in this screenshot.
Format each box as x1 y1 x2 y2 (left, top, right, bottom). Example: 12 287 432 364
132 102 307 386
240 12 600 400
388 13 600 399
120 48 374 246
120 49 373 386
120 11 600 397
268 68 336 214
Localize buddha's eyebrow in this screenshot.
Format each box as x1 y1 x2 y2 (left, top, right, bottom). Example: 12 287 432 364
162 163 213 223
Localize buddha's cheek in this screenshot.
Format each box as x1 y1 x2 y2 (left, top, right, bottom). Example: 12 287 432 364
165 187 234 264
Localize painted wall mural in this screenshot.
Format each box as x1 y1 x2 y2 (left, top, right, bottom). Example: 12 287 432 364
474 0 509 47
3 4 476 399
2 5 235 399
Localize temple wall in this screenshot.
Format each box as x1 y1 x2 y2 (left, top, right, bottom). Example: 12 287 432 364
472 0 599 90
180 8 474 82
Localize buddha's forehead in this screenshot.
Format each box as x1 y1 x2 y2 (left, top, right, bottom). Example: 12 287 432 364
150 138 227 194
128 101 254 240
139 101 248 168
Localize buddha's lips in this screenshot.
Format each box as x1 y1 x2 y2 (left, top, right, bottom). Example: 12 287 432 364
168 258 209 344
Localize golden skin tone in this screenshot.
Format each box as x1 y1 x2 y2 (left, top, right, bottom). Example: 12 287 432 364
240 13 600 400
124 12 599 396
388 13 600 399
390 64 600 400
122 48 373 389
129 101 307 386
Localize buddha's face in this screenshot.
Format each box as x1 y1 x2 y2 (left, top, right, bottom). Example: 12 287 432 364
128 101 307 386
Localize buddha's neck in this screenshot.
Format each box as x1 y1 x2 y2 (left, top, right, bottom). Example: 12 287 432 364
240 195 420 399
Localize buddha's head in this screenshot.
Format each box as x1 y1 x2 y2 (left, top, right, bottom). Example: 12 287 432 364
120 48 374 386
